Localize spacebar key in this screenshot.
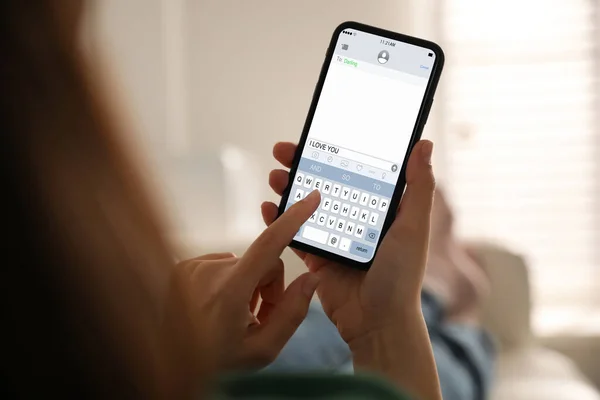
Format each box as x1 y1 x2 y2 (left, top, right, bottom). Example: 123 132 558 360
302 226 328 244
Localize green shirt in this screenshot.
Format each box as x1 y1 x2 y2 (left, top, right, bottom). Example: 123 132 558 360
216 373 411 400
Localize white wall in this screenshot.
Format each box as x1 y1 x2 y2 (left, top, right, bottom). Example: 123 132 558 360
92 0 167 150
186 0 409 153
91 0 415 155
91 0 415 245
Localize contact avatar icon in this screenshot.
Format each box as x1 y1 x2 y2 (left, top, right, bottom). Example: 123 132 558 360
377 50 389 64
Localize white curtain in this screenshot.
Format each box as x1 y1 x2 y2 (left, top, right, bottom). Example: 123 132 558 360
434 0 600 334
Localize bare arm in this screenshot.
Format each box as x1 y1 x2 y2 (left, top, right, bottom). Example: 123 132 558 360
349 306 442 400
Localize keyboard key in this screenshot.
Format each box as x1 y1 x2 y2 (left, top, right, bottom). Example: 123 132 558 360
302 225 328 244
355 225 366 239
323 181 332 194
350 190 360 203
378 198 389 212
294 173 304 185
345 221 356 235
293 189 304 202
359 192 369 206
369 195 379 209
340 203 350 217
313 178 323 191
327 216 337 229
365 228 379 243
331 200 341 214
328 234 340 248
332 184 342 197
369 212 379 226
304 175 314 188
317 213 327 226
350 206 360 220
335 219 346 232
350 242 374 259
341 187 351 200
339 237 352 252
359 209 369 223
322 198 332 211
309 212 317 223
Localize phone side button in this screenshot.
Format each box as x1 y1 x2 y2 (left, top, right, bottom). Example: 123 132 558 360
423 97 434 126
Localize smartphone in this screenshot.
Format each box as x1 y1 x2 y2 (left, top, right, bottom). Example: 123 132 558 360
278 21 444 270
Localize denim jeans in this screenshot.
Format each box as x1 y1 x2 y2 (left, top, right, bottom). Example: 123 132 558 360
265 292 495 400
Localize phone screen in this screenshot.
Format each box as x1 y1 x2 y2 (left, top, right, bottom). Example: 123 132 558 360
283 26 439 264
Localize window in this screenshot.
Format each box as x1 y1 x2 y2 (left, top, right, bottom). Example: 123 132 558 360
437 0 600 334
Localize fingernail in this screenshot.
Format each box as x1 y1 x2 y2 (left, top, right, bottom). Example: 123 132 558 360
421 141 434 165
303 190 321 206
302 274 320 297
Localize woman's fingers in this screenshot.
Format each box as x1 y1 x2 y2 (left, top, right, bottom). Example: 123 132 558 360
190 252 237 261
239 191 320 285
380 140 435 263
243 272 319 366
260 201 309 261
261 201 279 226
393 140 435 234
178 255 237 275
250 288 261 313
269 169 289 196
273 142 297 168
255 258 285 323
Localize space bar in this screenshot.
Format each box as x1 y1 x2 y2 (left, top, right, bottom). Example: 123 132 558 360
302 226 328 244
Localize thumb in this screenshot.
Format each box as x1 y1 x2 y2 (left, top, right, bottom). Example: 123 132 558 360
387 140 436 240
242 273 320 367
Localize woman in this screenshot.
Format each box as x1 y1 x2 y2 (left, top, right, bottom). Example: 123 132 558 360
0 2 440 399
265 187 495 400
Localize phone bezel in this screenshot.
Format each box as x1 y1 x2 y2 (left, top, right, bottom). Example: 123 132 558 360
277 21 445 270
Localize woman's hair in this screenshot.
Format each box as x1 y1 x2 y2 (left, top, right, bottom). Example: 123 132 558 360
0 2 191 397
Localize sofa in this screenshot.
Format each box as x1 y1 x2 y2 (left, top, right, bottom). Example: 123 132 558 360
188 240 599 399
468 242 600 400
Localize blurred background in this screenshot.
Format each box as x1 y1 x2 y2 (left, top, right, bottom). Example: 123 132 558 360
86 0 599 397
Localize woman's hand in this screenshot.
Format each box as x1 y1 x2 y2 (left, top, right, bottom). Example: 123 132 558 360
262 140 442 400
263 140 435 343
167 192 321 375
